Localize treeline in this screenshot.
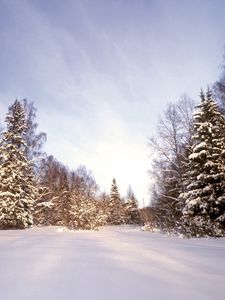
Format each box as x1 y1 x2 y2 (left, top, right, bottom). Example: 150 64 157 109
148 55 225 237
0 100 141 230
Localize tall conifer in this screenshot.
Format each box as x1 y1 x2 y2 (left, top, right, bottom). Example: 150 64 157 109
0 100 36 229
180 90 225 236
108 178 124 224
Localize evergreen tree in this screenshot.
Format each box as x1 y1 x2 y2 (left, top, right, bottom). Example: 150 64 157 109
180 90 225 237
124 185 140 224
0 100 36 229
108 178 124 224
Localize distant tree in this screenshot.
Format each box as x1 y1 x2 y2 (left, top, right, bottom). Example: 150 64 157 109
35 155 69 225
180 90 225 237
124 185 140 224
35 159 106 229
98 191 111 222
67 166 106 229
150 159 181 230
33 185 54 225
108 178 124 225
0 100 36 229
139 206 155 226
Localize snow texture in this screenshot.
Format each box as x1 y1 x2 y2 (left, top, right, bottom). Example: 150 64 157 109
181 92 225 236
0 225 225 300
0 100 36 229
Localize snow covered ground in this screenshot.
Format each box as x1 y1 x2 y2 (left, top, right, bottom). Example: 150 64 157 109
0 225 225 300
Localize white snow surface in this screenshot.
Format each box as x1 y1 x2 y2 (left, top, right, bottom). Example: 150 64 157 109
0 225 225 300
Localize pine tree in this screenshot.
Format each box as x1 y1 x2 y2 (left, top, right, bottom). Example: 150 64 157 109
180 90 225 237
0 100 36 229
108 178 124 224
124 185 140 224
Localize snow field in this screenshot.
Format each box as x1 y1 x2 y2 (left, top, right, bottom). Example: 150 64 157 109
0 225 225 300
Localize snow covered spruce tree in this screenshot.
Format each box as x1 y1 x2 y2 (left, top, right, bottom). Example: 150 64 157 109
108 178 125 224
124 185 141 224
180 90 225 237
0 100 36 229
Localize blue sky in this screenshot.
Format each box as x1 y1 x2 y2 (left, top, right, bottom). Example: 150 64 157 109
1 0 225 204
